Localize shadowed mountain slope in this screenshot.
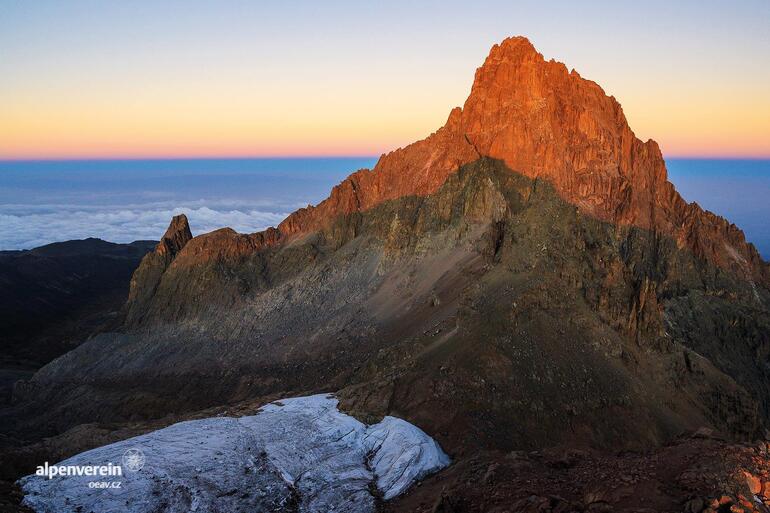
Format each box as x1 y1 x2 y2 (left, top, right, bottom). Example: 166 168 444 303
0 238 154 405
11 159 770 455
4 36 770 512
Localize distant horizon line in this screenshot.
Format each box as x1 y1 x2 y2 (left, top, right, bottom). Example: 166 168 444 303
2 154 770 163
0 154 380 163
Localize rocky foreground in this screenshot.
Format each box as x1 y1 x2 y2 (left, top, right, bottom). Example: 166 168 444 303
9 428 770 512
387 430 770 513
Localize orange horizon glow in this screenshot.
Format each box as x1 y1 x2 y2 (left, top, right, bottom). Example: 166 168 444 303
3 150 770 162
2 2 769 162
3 90 769 161
3 65 768 161
3 130 770 160
3 77 769 161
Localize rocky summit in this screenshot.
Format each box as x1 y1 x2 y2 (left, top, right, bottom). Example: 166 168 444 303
170 36 766 285
4 37 770 512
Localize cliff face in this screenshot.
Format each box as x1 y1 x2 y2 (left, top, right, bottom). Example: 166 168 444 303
6 36 770 513
90 38 768 445
14 158 770 452
267 37 764 285
126 38 766 292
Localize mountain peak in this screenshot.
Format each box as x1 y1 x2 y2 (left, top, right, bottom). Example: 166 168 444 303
488 35 541 60
157 214 192 258
168 38 767 284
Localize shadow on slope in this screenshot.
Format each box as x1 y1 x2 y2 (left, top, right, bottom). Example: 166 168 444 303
4 159 769 472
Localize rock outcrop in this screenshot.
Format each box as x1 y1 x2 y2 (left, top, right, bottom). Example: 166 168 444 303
165 37 765 287
156 214 192 260
122 39 768 323
125 214 192 325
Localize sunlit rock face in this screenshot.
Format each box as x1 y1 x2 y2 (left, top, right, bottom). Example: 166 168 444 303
19 395 450 513
261 36 766 284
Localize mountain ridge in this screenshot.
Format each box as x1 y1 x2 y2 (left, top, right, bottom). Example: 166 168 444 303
6 158 770 512
127 36 766 296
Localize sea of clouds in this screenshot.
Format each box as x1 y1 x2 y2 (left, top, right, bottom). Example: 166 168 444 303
0 157 377 251
3 159 766 256
0 201 291 250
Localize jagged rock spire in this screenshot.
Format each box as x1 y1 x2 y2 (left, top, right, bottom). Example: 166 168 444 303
157 214 192 260
124 214 193 325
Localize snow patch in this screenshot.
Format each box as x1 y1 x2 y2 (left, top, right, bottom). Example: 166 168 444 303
19 394 450 513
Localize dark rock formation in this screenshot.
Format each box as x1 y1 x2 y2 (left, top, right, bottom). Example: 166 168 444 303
0 238 154 404
11 159 769 451
386 434 770 513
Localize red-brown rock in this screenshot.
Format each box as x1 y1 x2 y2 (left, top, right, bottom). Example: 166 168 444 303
156 214 192 259
139 37 768 288
744 470 762 494
272 37 767 284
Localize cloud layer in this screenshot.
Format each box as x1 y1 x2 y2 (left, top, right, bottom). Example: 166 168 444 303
0 204 288 250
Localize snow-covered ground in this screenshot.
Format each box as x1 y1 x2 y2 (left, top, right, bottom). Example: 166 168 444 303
19 394 450 513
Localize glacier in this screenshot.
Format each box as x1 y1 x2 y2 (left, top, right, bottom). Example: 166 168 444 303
19 394 450 513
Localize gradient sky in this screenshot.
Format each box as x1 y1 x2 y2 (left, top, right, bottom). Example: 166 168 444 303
1 0 769 160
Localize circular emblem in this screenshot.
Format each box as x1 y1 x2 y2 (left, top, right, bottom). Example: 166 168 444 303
122 448 145 472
